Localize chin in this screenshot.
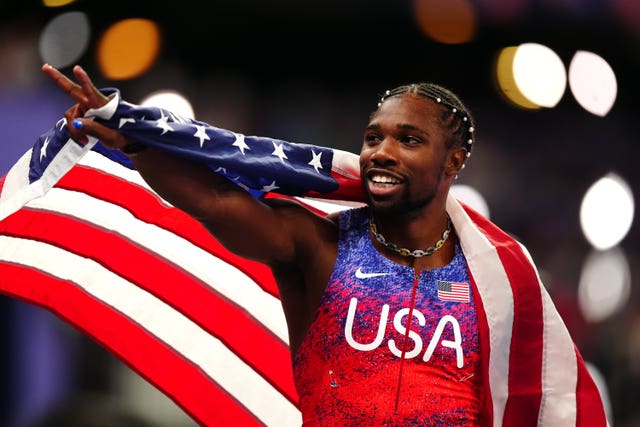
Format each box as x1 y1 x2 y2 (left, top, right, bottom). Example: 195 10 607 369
368 200 407 216
368 194 435 218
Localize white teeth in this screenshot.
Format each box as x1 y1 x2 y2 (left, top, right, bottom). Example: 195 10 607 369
371 175 399 184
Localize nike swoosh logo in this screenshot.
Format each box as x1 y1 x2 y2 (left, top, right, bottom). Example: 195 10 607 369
355 267 392 279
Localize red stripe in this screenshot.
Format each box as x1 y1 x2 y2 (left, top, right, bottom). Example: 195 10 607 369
303 169 365 203
463 204 544 426
0 208 299 406
438 294 470 302
57 166 281 299
0 261 265 427
575 345 607 427
54 165 299 403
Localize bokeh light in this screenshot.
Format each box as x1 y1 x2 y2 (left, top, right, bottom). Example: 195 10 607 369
140 91 194 120
451 184 490 219
42 0 76 6
568 51 617 117
97 18 161 80
580 173 634 250
38 11 90 68
495 46 542 110
413 0 476 44
578 247 631 323
512 43 567 108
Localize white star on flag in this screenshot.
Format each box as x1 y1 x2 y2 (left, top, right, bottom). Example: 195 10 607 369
261 181 280 192
119 117 136 128
271 142 288 163
156 112 174 135
194 125 210 148
308 150 323 173
40 137 50 161
232 133 250 155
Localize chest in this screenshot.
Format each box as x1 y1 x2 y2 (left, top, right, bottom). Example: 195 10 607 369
325 266 478 361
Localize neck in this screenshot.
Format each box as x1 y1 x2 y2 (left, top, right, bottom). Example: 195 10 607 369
369 208 453 267
373 202 448 240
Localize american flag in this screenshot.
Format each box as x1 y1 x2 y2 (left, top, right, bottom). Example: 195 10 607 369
0 92 609 426
0 110 361 426
437 280 470 302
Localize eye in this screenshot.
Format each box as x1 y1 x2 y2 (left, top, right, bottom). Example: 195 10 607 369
400 135 423 145
363 132 382 145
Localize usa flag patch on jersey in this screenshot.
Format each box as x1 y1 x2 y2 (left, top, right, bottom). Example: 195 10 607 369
437 280 470 303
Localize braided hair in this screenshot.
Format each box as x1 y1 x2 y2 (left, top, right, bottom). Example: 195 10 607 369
376 83 476 159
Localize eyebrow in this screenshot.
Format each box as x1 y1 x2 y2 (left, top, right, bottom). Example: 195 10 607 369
366 122 431 137
397 123 430 136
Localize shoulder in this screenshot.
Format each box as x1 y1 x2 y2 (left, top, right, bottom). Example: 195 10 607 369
263 196 340 227
262 196 342 254
335 205 370 229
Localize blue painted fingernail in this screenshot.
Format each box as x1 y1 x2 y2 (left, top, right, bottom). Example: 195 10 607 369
72 118 83 129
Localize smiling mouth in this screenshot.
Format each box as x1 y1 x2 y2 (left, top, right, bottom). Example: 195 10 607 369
369 173 401 186
365 172 404 200
369 175 400 185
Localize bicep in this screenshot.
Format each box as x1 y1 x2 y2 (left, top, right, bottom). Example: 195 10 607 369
205 195 339 266
198 193 305 264
130 148 329 264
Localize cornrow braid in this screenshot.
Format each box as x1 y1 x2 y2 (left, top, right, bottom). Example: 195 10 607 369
377 83 476 160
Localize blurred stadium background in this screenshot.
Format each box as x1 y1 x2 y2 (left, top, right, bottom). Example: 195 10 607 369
0 0 638 426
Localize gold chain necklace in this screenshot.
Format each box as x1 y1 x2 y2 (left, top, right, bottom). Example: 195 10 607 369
369 216 452 258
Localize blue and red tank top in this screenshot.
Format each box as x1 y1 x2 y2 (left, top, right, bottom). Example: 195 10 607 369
293 207 482 426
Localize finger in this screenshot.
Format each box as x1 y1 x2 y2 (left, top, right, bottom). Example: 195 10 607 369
72 65 108 107
64 105 89 145
71 118 133 150
41 63 85 102
66 103 83 121
72 65 97 94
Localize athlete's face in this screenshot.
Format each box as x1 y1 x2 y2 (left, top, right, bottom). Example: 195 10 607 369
360 94 464 216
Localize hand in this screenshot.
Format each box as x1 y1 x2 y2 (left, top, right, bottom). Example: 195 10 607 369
41 64 133 150
42 63 109 110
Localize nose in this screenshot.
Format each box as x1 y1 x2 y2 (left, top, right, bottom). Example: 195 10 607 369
369 137 397 166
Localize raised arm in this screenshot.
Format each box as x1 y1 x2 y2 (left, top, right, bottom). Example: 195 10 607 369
41 64 336 268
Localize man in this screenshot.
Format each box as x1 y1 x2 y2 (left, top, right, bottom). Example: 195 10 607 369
42 64 608 426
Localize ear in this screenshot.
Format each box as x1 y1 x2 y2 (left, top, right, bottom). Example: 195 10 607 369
445 147 468 177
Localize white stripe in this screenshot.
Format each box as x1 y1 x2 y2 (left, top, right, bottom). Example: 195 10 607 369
0 149 31 205
25 188 290 344
78 150 155 192
330 148 361 179
518 243 578 426
84 89 120 120
0 235 301 426
0 140 95 221
295 196 364 214
447 196 514 427
538 287 578 426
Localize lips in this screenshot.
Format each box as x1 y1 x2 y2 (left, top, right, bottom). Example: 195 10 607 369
365 169 404 198
370 174 400 185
